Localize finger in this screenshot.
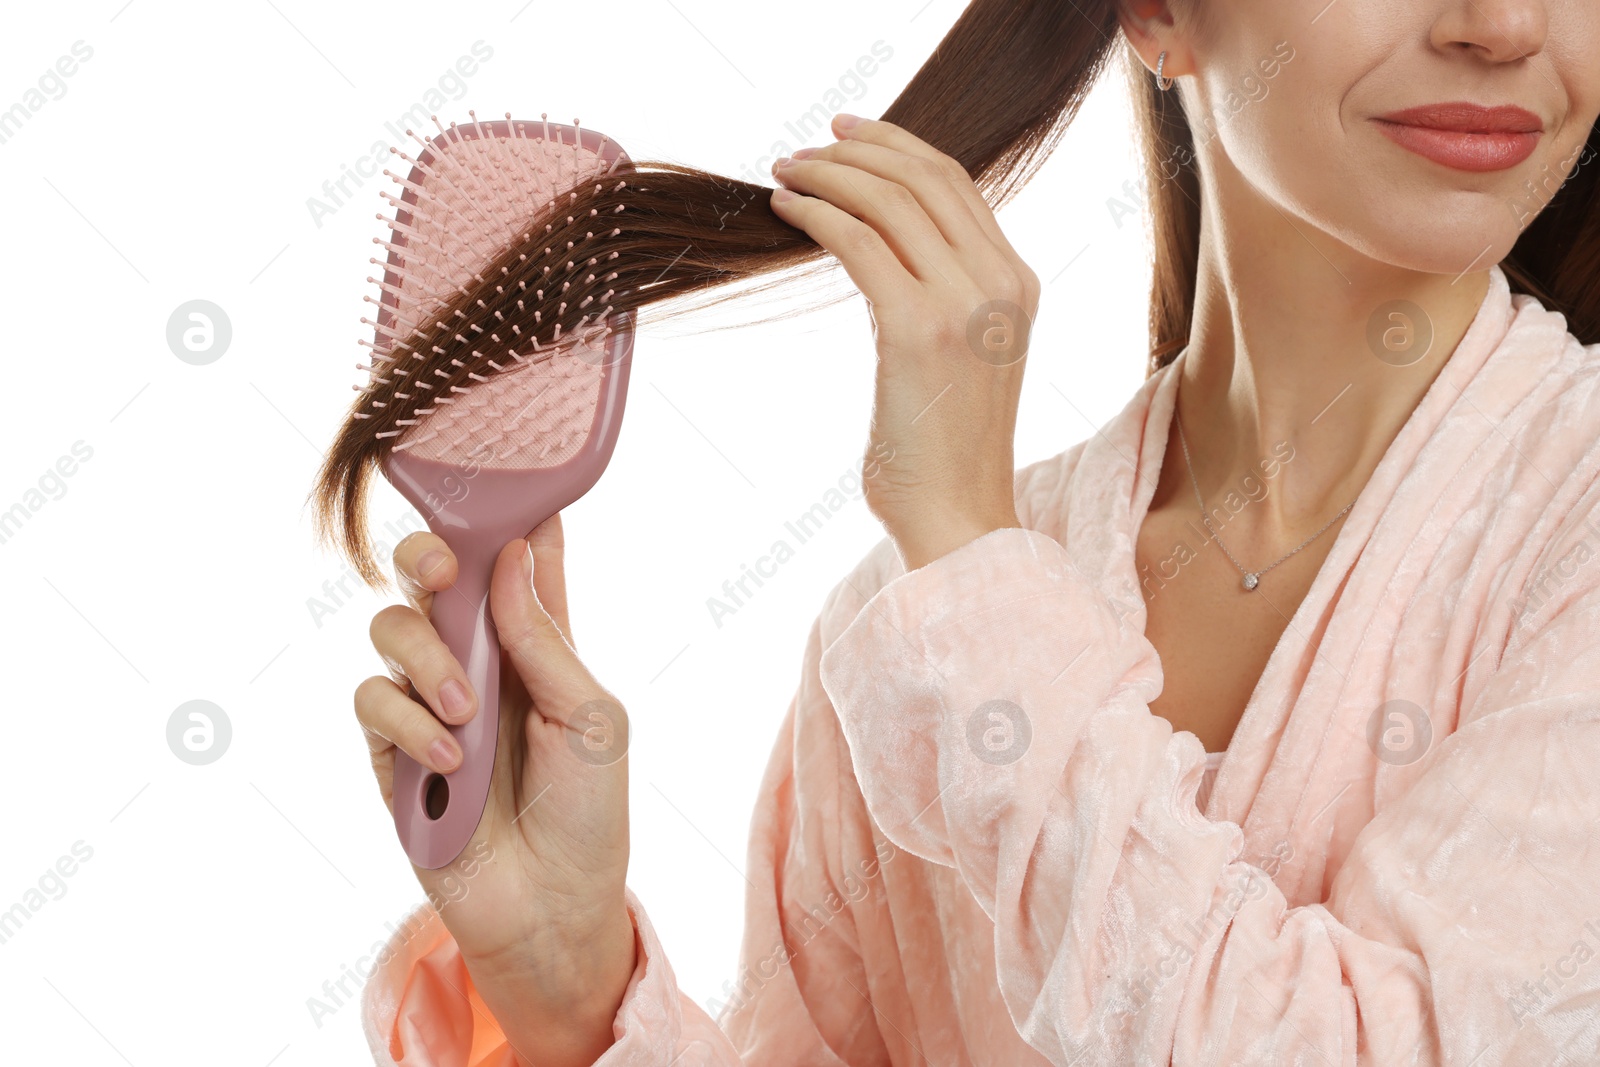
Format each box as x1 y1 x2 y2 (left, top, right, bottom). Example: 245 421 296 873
830 114 1012 250
355 674 462 775
784 139 1001 266
769 187 923 312
773 156 967 287
393 531 457 614
489 538 608 718
369 604 478 726
826 116 1042 316
526 512 573 647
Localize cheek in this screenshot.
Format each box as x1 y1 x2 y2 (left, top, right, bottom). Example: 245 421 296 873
1203 70 1447 263
1189 25 1325 163
1209 75 1342 204
1550 5 1600 111
1545 17 1600 128
1515 18 1600 217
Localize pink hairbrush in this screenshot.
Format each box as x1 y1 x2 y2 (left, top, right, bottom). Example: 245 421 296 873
362 113 635 869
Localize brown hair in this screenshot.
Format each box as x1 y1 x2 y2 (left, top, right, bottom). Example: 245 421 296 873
313 0 1600 587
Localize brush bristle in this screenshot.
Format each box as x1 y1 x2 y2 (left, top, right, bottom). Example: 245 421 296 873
359 111 630 469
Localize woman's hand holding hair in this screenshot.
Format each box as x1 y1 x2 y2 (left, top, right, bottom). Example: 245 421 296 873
356 516 635 1067
770 113 1035 570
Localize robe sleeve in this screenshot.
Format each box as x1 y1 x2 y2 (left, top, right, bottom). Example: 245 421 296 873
816 525 1600 1065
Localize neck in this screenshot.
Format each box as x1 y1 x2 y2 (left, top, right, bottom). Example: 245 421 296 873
1174 160 1493 535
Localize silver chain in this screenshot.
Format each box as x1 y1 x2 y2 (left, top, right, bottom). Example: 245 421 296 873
1172 394 1356 592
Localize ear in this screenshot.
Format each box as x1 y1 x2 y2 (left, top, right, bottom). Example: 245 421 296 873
1114 0 1193 81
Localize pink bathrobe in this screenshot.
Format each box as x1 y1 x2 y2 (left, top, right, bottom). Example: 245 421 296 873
361 262 1600 1065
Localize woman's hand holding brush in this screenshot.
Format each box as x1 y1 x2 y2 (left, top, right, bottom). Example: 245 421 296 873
356 514 635 1066
770 113 1038 571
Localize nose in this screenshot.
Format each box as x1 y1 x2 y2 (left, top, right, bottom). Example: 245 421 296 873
1431 0 1549 63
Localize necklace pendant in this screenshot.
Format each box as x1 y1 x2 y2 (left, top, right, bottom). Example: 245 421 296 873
1242 572 1259 591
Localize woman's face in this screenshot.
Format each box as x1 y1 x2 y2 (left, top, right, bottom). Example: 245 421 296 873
1147 0 1600 274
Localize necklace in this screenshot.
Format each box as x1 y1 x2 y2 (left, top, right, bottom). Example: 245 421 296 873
1172 397 1357 592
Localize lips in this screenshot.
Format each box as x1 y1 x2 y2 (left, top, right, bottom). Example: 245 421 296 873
1373 102 1543 172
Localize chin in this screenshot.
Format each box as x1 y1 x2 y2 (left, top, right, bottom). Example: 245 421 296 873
1314 181 1526 278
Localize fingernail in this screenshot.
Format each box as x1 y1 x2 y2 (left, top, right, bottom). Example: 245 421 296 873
417 551 446 581
790 146 817 160
430 737 460 772
836 113 862 130
440 678 473 720
523 541 534 582
772 155 791 173
772 188 799 203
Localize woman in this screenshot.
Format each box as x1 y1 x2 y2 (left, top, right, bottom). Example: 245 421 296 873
344 0 1600 1063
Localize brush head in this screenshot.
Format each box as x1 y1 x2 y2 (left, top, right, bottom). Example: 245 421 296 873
360 112 632 473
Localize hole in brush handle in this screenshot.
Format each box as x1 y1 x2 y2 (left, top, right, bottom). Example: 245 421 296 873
423 773 450 819
407 612 457 827
402 683 454 820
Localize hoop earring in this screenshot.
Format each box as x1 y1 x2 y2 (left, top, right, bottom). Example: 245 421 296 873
1155 51 1175 91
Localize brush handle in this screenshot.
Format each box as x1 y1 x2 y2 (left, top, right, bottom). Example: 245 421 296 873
389 535 504 870
381 452 614 870
376 317 637 869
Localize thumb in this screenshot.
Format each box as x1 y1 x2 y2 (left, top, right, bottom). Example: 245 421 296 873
490 539 631 770
489 538 606 715
527 512 573 645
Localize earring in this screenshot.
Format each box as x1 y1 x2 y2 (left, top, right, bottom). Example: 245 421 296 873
1155 51 1175 91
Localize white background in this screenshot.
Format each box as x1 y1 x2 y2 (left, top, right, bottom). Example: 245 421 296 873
0 1 1154 1063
